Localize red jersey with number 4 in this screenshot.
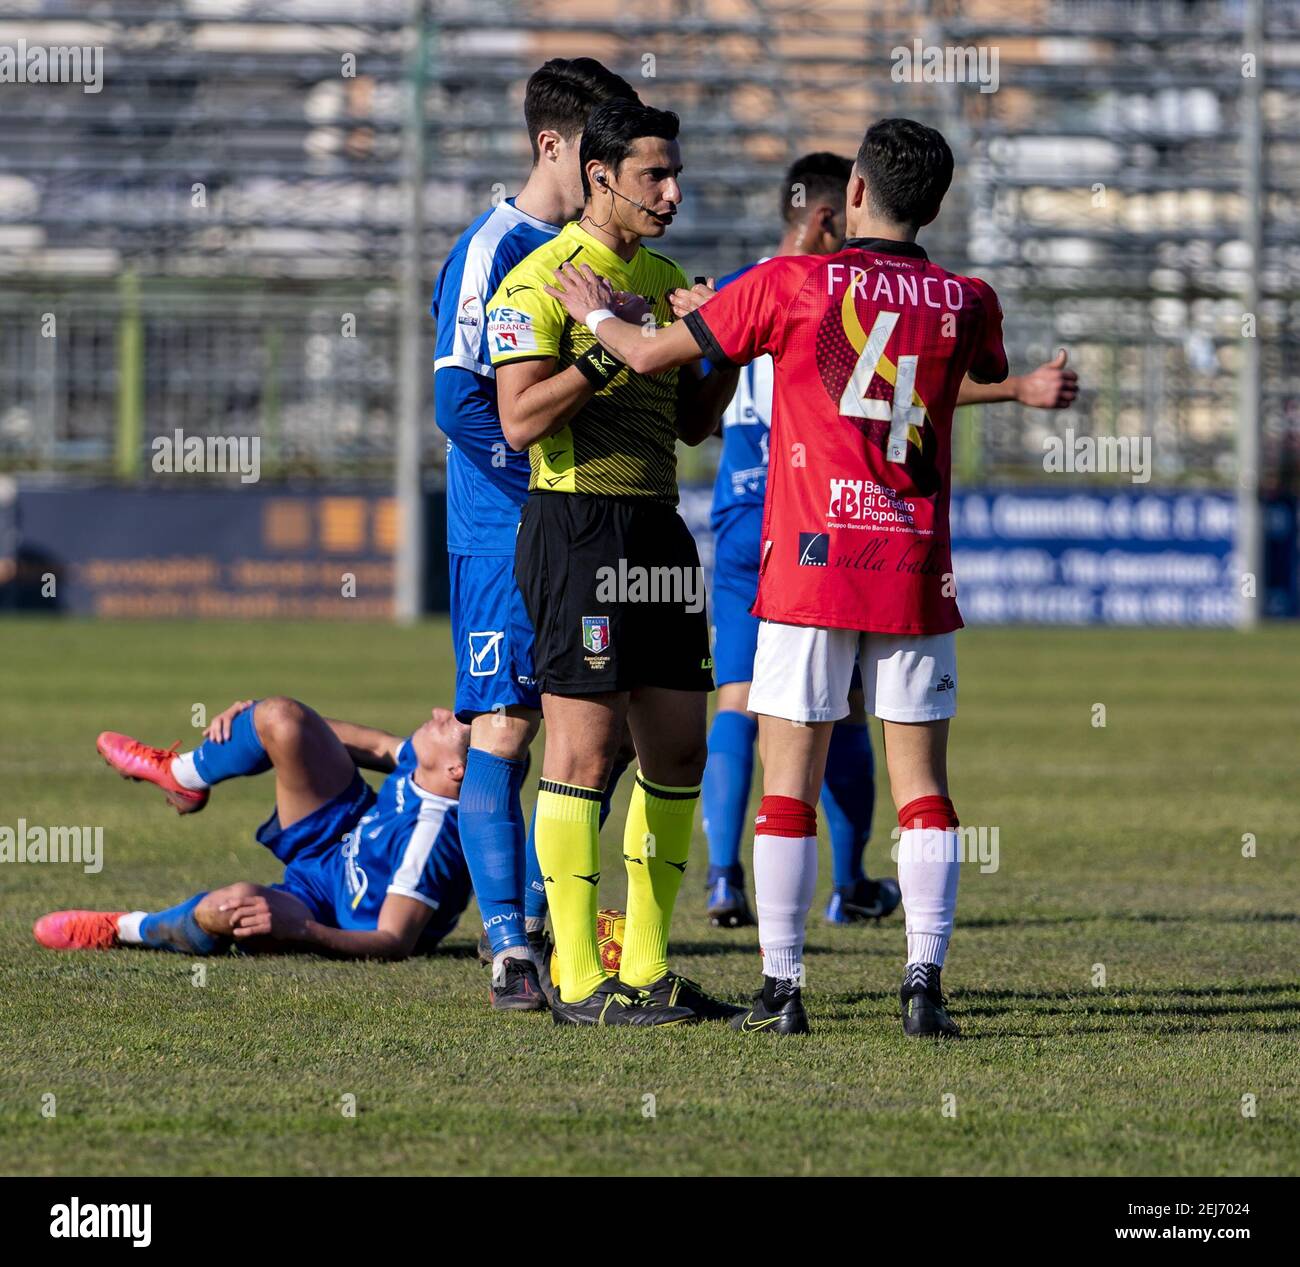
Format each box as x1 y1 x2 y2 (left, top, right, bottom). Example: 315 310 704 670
686 239 1007 635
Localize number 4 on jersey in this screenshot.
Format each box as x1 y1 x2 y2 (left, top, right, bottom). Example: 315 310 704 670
838 310 924 463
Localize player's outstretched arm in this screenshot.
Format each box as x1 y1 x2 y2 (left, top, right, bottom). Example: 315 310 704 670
544 261 706 377
224 890 432 959
957 349 1078 409
322 717 403 773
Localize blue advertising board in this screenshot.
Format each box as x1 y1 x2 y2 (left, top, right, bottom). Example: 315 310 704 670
3 482 1296 625
950 489 1242 626
2 483 447 618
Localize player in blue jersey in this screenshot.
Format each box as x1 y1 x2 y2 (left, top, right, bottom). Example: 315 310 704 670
36 699 498 981
431 59 641 1007
690 153 1079 930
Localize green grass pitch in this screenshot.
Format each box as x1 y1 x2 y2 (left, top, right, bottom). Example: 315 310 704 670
0 618 1296 1176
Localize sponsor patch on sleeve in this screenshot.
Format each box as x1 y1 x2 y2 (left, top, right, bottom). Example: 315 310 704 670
487 306 537 355
457 294 482 329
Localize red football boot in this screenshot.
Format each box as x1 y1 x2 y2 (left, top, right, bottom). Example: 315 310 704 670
33 910 126 951
96 731 209 814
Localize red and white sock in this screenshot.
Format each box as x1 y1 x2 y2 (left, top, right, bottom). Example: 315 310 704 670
753 795 818 983
896 795 961 967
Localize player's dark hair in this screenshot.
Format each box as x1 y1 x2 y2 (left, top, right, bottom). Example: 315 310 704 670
781 151 852 225
523 58 640 163
579 99 681 198
854 118 954 229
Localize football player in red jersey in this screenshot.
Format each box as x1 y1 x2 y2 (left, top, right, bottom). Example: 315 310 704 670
542 117 1033 1038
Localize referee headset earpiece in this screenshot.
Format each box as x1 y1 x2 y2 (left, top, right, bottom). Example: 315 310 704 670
585 170 616 229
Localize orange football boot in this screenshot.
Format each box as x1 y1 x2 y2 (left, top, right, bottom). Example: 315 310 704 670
33 909 126 951
96 731 209 814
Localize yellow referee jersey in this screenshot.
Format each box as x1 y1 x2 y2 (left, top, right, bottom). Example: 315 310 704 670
486 220 688 503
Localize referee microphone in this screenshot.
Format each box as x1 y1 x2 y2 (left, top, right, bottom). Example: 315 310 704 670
595 171 673 223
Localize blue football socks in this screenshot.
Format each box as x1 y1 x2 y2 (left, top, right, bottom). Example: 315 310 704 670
191 703 272 785
459 748 530 956
821 722 876 890
702 710 758 887
138 892 225 955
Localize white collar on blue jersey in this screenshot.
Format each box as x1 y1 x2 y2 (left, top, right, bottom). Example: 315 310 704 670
502 197 561 234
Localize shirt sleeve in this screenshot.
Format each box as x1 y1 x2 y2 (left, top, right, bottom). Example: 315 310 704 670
967 277 1009 384
432 247 493 379
486 266 566 366
683 258 796 368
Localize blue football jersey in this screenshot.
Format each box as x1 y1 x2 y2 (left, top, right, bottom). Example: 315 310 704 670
432 199 561 556
709 260 774 525
333 739 463 932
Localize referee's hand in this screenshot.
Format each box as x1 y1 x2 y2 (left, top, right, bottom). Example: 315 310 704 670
669 279 715 319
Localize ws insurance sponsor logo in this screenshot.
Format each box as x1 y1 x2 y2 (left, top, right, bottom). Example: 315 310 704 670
486 306 537 355
50 1199 151 1247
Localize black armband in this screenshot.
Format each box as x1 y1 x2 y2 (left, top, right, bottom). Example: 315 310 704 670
574 343 626 388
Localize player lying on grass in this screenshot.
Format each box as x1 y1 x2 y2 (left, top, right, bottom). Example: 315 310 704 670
32 698 546 1000
542 117 1037 1038
700 151 1077 930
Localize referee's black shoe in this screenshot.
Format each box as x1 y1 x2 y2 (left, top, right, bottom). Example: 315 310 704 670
901 962 961 1038
625 971 743 1022
550 977 694 1027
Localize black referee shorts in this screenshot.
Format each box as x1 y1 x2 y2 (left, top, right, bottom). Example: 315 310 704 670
515 492 715 696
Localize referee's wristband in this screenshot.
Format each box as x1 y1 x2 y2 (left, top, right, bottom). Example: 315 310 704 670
584 307 616 335
574 343 626 389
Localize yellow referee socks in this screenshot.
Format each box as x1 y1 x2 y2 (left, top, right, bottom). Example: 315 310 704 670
535 780 607 1003
619 772 700 988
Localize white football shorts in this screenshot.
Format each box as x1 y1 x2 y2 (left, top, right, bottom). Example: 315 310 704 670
747 620 957 724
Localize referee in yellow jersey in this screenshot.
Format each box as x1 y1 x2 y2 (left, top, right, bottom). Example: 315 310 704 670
487 100 740 1026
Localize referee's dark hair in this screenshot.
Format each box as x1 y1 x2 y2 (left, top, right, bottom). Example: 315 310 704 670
523 58 640 163
579 99 681 198
854 117 954 229
781 152 853 225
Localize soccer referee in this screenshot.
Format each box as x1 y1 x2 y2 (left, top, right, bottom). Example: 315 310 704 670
487 100 740 1026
